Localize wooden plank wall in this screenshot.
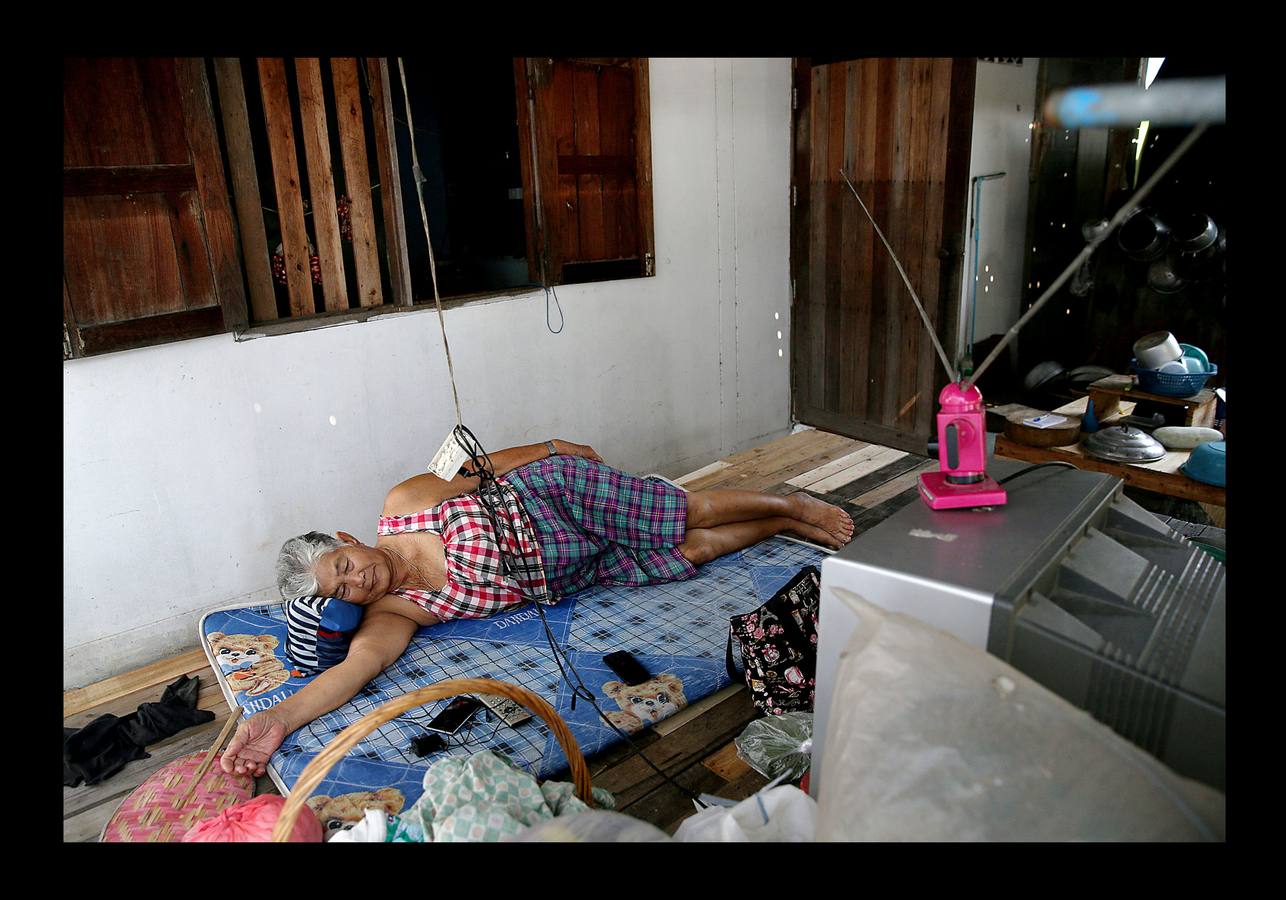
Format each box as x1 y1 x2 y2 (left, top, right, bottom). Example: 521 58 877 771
793 58 974 454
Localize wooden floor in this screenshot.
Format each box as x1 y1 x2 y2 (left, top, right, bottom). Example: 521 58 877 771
64 427 930 841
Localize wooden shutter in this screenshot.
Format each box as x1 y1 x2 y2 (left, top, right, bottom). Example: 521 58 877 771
63 58 247 358
211 57 408 324
516 58 655 286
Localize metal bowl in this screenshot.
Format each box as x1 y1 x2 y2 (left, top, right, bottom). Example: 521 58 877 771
1082 425 1167 463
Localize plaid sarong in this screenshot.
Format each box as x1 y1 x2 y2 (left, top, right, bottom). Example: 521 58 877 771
502 456 696 596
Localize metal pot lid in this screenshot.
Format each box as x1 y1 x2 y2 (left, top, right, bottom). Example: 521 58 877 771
1082 425 1167 463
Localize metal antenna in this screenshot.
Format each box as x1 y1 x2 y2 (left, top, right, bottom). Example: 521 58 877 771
965 123 1209 389
839 170 959 384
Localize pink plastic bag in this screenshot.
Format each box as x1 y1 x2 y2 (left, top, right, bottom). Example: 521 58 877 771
182 794 323 842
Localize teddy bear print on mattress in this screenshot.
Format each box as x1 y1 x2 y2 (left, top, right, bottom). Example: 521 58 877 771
200 536 826 809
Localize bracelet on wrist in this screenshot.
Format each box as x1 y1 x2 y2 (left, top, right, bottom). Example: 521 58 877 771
544 440 558 457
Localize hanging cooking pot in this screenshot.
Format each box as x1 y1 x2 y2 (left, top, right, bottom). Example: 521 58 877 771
1173 212 1218 254
1082 425 1168 463
1118 209 1171 262
1172 212 1225 278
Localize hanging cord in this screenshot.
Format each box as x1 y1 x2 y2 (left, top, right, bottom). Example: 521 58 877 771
965 123 1209 390
839 169 959 383
545 284 564 334
449 426 709 809
394 57 463 429
391 58 703 808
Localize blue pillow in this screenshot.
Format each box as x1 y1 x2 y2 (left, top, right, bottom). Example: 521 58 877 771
284 596 363 674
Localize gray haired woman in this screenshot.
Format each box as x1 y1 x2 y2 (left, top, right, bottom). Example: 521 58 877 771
220 438 853 778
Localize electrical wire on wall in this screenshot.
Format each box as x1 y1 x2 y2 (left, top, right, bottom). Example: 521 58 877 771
545 284 564 334
391 58 705 808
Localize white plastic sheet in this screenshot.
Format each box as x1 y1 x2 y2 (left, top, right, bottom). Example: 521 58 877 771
814 595 1225 841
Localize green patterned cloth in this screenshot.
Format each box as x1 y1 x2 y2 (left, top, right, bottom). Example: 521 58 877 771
389 750 615 842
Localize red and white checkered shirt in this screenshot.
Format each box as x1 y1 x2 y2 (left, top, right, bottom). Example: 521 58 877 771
376 481 550 620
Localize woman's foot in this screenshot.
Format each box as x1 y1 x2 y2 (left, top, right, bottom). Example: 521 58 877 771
787 492 856 546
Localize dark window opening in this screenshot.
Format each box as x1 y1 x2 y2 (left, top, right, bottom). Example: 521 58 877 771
393 58 531 299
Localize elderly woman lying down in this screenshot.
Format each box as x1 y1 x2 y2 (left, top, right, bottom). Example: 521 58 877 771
221 438 853 777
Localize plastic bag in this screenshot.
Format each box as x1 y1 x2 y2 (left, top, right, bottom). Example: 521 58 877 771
506 810 671 842
735 712 813 782
672 786 816 842
814 594 1226 841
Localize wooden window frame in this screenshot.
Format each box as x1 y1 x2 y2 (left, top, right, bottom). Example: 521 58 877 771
63 57 658 355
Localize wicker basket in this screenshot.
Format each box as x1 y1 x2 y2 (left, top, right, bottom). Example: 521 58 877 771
271 678 594 841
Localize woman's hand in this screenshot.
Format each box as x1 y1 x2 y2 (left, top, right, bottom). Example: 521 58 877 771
554 440 604 463
220 709 289 778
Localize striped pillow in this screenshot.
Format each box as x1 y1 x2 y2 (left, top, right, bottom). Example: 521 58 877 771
284 596 363 674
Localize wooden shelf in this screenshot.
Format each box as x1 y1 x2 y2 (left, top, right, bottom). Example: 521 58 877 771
1086 375 1217 426
994 393 1225 507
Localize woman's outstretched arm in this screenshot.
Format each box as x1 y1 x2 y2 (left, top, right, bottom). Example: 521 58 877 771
220 611 419 777
383 439 603 515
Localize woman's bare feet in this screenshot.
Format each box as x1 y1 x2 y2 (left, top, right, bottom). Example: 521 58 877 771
787 492 856 547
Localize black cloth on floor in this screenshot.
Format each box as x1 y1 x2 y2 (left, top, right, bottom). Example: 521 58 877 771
63 674 216 788
119 673 215 746
63 717 150 787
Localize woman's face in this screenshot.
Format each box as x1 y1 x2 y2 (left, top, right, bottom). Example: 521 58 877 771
314 536 392 605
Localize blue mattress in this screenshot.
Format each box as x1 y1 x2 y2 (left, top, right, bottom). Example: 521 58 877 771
200 536 826 809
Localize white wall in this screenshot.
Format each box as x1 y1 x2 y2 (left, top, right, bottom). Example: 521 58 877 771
63 58 794 689
958 59 1040 356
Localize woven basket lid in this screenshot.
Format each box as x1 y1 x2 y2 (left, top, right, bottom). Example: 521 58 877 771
100 752 254 843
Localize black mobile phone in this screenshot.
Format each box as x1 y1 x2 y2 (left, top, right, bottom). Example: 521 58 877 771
603 650 651 686
424 696 484 735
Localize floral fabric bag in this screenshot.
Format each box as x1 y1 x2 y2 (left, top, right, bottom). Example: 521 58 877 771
726 565 821 716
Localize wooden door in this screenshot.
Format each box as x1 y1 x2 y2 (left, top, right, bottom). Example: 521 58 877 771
791 58 976 453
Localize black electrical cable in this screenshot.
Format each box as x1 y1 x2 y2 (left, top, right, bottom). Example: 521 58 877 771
996 461 1079 486
449 425 710 809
